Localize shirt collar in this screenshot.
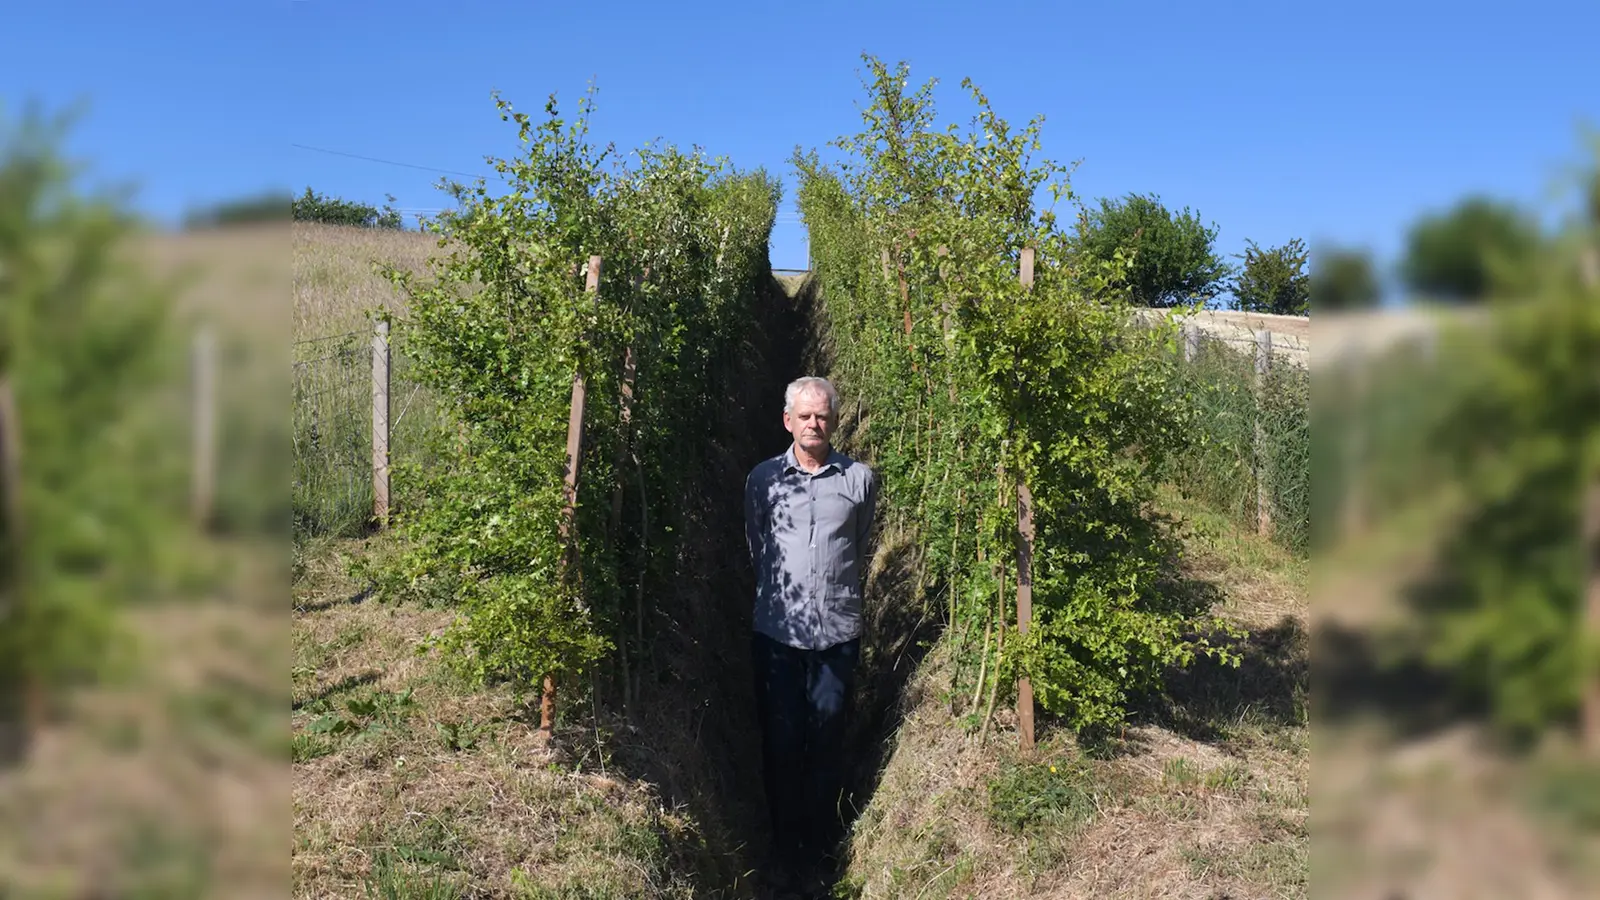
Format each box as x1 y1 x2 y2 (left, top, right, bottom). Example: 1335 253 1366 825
783 444 843 475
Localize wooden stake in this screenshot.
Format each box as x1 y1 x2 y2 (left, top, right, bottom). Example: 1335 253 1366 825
190 327 216 530
1255 329 1273 538
1016 246 1036 754
1584 250 1600 754
0 376 36 747
547 254 602 735
1342 344 1369 541
1016 482 1036 754
1584 476 1600 754
372 319 391 529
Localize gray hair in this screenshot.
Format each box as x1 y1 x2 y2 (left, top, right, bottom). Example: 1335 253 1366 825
784 376 839 415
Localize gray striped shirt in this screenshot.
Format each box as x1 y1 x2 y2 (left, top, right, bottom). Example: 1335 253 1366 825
744 445 879 651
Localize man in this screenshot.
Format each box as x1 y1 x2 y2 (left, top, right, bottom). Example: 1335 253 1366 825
744 375 878 891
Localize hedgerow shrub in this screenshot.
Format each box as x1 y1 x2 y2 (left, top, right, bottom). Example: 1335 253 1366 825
793 57 1239 735
364 90 778 717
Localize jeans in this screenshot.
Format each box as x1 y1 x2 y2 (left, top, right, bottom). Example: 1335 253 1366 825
751 631 860 868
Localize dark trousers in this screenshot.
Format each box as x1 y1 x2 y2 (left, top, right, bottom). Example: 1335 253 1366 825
751 631 860 868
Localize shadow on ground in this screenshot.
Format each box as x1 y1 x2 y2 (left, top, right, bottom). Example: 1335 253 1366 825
1112 569 1308 759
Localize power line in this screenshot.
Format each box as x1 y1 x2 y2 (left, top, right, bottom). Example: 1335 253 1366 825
291 143 489 179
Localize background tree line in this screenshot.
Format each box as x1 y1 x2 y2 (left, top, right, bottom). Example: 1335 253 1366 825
182 187 406 230
1069 178 1585 314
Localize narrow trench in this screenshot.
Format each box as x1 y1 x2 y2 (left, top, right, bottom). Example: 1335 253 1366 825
600 272 937 898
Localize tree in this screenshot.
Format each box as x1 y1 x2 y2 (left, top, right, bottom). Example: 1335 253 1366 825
1 104 183 761
1073 192 1231 307
291 187 402 229
1400 196 1543 302
1231 237 1309 315
1310 246 1381 312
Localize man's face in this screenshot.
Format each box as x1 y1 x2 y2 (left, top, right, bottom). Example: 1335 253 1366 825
784 389 836 456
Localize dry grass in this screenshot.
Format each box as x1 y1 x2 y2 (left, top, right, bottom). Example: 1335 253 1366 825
293 223 441 340
0 538 286 898
1310 513 1600 899
292 535 733 900
832 485 1309 900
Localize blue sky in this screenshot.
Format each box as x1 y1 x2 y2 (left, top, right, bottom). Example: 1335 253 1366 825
2 0 1595 295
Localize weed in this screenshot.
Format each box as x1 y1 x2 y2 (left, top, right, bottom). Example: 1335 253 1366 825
987 758 1100 834
362 851 460 900
435 717 490 752
1204 761 1250 794
1163 756 1200 789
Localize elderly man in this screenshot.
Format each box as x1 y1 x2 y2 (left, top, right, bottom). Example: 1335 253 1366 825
745 375 878 890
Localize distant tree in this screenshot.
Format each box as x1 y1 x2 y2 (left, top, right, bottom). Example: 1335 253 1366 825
1073 192 1232 307
1399 196 1543 302
1231 237 1309 316
291 187 402 229
183 191 289 229
1310 246 1381 312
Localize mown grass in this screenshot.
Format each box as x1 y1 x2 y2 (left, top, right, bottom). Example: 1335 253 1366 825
831 482 1309 900
0 538 286 898
292 535 743 900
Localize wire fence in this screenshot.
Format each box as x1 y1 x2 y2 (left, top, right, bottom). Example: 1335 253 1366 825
1153 325 1311 556
292 311 1311 559
292 325 443 542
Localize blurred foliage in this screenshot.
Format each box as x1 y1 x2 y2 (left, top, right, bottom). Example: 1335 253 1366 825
1230 237 1309 316
1400 195 1545 303
182 190 289 229
1309 244 1381 312
292 186 402 230
1325 140 1600 744
1072 192 1232 308
1404 232 1600 742
0 104 188 728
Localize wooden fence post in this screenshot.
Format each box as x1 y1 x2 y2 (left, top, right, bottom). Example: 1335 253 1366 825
1585 476 1600 754
1015 246 1036 755
1583 250 1600 754
0 377 20 593
372 319 391 529
1182 322 1199 363
0 375 37 755
1341 343 1368 542
191 327 216 530
1255 329 1274 538
545 254 601 736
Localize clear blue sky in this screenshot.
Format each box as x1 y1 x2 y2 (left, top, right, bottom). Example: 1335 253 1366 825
3 0 1595 296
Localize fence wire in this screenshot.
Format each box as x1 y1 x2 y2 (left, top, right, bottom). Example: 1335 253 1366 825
293 328 443 542
1157 331 1311 556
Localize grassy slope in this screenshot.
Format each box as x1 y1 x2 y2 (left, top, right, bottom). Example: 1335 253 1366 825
289 487 1308 900
293 536 730 900
832 485 1308 900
